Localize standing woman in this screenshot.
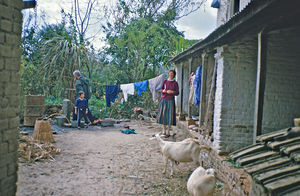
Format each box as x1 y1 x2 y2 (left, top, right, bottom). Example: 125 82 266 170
157 70 179 137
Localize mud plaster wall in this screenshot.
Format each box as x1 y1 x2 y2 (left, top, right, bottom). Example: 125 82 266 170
201 53 216 131
175 62 182 113
182 60 190 115
213 36 257 153
262 28 300 133
0 0 23 195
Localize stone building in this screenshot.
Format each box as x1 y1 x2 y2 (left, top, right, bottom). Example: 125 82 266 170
171 0 300 154
0 1 35 195
171 0 300 195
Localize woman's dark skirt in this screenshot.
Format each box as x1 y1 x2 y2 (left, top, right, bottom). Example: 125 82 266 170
157 98 176 126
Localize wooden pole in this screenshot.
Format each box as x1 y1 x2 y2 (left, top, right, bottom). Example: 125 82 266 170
199 53 207 126
253 31 268 143
188 57 193 118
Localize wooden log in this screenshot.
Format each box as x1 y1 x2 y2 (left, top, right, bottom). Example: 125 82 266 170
33 119 54 143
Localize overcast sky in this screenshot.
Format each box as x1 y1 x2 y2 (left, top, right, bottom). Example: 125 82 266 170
23 0 217 48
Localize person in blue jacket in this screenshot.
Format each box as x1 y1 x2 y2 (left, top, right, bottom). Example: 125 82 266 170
75 91 89 129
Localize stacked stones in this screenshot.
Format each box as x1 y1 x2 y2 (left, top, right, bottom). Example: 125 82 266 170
0 0 23 195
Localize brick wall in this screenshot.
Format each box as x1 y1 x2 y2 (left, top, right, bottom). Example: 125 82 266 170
0 0 23 195
213 37 257 153
217 0 230 27
262 28 300 133
197 134 251 196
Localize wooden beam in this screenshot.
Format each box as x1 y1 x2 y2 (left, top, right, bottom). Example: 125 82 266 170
180 62 184 114
188 57 192 118
199 53 207 125
253 31 268 142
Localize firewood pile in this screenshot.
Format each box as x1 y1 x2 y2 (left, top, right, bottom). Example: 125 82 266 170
18 134 61 162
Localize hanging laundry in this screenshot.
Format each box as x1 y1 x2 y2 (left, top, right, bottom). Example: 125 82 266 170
105 85 119 107
211 0 220 8
120 83 134 102
148 74 165 101
134 80 148 96
189 74 195 105
193 65 202 106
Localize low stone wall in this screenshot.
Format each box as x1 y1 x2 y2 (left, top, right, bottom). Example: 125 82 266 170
177 120 251 196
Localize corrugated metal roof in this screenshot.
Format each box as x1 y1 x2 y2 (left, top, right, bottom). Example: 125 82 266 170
230 127 300 195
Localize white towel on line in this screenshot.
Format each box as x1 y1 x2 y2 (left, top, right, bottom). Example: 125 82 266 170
120 83 134 102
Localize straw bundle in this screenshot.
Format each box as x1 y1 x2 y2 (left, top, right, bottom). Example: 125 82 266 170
33 119 55 143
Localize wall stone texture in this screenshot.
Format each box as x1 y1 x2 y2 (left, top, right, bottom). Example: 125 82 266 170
0 0 23 195
213 37 258 153
262 28 300 133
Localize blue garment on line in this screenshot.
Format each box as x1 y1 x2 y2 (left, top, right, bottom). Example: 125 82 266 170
211 0 220 8
193 65 202 106
134 80 148 96
105 85 119 107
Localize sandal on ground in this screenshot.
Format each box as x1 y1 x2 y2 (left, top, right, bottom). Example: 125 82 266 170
77 126 81 129
164 134 170 138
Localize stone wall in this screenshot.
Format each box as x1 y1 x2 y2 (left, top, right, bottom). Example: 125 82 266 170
197 134 251 196
213 36 257 153
262 28 300 133
0 0 23 195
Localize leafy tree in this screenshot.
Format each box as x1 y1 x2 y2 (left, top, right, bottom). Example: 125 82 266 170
102 18 181 83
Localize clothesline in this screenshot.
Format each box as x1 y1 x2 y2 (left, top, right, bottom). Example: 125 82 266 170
105 74 165 107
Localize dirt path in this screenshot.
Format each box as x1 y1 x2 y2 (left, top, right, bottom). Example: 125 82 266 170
17 120 223 196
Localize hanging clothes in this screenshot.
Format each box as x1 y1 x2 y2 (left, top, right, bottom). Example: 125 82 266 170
120 83 134 102
134 80 148 96
193 65 202 106
189 74 195 105
148 74 165 101
105 85 119 107
211 0 220 8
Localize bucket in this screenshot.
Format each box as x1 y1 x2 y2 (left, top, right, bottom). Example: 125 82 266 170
294 118 300 127
56 115 66 127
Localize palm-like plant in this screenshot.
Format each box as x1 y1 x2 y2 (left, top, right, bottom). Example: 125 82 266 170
40 27 90 97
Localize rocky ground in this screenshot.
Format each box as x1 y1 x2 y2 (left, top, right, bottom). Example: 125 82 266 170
17 120 226 196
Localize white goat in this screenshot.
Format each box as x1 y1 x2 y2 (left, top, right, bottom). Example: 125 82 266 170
187 167 216 196
151 133 211 176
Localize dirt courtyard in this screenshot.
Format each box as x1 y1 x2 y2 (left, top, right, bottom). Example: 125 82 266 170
17 120 224 196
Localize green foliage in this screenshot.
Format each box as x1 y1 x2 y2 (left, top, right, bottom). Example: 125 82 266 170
88 95 109 119
102 17 184 84
45 96 64 105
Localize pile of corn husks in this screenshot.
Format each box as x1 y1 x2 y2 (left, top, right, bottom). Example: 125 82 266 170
18 134 61 162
